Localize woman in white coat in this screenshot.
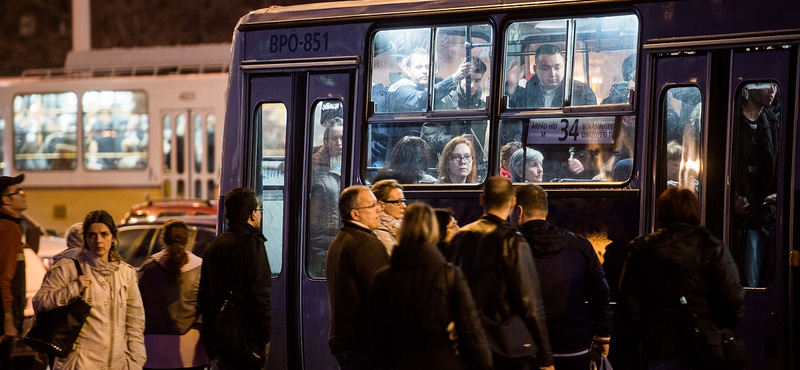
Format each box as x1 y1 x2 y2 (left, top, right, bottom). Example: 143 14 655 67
33 210 146 370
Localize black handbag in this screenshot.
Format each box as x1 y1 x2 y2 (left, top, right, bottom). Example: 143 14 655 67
480 314 537 359
207 291 266 370
684 309 748 370
23 259 91 358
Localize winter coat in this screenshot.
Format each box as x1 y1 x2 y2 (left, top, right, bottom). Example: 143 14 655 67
448 214 554 367
309 146 341 275
33 250 146 370
138 250 208 368
522 75 597 108
326 221 390 352
518 220 612 355
370 242 492 370
374 212 401 255
619 224 744 361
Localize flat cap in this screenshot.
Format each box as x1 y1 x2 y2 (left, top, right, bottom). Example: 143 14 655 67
0 174 24 188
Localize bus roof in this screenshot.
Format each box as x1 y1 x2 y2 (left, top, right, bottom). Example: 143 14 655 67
241 0 632 28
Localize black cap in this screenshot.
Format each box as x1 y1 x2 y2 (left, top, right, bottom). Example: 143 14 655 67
0 174 24 189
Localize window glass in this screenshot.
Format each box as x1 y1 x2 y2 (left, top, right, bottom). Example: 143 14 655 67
498 115 633 182
163 115 172 172
0 118 4 171
371 28 432 113
731 81 780 288
194 113 204 173
504 14 638 109
14 92 78 170
206 114 216 173
663 87 702 194
259 102 288 277
307 100 343 278
82 91 148 170
367 120 488 184
432 24 493 111
175 113 186 174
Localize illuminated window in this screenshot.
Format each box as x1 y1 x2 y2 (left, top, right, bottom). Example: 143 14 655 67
14 92 78 171
82 90 148 170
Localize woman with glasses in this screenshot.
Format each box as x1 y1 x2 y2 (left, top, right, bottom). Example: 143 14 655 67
371 179 406 254
369 202 492 370
434 208 459 258
437 136 477 184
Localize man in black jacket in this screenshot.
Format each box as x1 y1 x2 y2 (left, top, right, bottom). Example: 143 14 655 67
514 44 597 109
326 185 390 369
449 176 554 370
515 184 612 370
199 187 272 370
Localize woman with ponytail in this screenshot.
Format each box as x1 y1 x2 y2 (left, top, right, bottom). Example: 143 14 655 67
138 219 208 370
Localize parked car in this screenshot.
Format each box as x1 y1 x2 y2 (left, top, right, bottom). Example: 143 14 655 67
116 215 217 268
120 198 217 225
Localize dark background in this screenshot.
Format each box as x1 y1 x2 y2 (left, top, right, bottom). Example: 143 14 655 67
0 0 329 76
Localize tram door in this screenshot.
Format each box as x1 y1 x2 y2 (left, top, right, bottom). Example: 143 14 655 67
652 48 793 369
249 67 355 370
161 108 220 200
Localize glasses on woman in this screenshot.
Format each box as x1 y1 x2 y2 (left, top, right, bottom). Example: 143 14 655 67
450 154 473 163
381 198 406 206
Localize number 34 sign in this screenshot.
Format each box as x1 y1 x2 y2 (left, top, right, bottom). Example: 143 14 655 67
526 117 617 145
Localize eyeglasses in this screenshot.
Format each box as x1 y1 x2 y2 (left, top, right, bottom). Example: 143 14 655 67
381 198 405 206
353 202 379 210
4 189 23 197
450 154 473 163
256 207 263 212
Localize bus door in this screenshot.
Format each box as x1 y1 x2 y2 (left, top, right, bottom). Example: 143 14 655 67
726 48 792 369
249 66 356 370
161 108 220 200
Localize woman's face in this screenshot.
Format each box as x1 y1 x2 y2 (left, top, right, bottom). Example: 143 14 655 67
447 143 473 183
325 126 343 157
380 188 406 220
86 222 113 261
525 160 544 182
444 217 459 243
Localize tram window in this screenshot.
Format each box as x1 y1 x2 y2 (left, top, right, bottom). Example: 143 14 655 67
163 115 172 172
662 87 702 194
194 113 204 173
504 14 638 109
206 113 216 174
175 113 186 174
367 120 489 184
307 100 343 278
498 116 634 183
258 102 288 277
731 81 780 288
82 90 148 170
13 92 78 171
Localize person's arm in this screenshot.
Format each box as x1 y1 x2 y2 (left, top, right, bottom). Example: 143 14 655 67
582 237 613 360
0 228 18 340
244 238 273 342
707 240 745 328
124 268 147 369
32 258 83 313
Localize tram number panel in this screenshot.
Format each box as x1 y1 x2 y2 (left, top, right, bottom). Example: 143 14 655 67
526 117 616 145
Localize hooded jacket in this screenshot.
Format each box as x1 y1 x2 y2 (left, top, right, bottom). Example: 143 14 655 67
619 224 744 360
518 220 612 354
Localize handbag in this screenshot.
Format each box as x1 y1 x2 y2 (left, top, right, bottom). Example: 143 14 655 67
684 308 748 370
480 314 537 359
590 356 613 370
207 291 266 370
23 259 91 358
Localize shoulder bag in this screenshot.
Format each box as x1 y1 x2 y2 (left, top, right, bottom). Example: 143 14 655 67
208 291 267 370
23 259 91 358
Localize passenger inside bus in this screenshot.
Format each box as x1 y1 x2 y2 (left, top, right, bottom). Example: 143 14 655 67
373 135 437 184
499 141 522 180
601 53 636 105
515 44 598 108
437 136 478 184
509 147 544 183
386 48 470 113
308 116 344 277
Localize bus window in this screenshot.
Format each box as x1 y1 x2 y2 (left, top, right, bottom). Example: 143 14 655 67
499 115 634 183
259 102 288 277
663 87 702 194
307 100 343 278
504 14 638 109
432 24 493 111
731 81 780 288
13 92 78 171
371 28 431 113
82 90 148 170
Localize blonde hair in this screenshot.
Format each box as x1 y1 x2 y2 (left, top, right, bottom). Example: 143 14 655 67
398 202 440 245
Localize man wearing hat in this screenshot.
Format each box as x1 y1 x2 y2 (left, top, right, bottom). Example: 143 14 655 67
0 174 26 367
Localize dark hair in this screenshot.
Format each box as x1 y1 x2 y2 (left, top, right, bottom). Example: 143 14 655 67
482 176 515 210
398 202 439 246
534 44 562 65
500 141 522 164
622 53 637 81
515 184 548 216
339 185 367 220
469 56 488 75
655 187 700 227
82 210 121 262
434 208 454 244
387 136 432 183
224 187 259 223
161 219 190 280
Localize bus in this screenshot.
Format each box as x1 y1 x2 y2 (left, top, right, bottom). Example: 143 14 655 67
219 1 800 369
0 43 229 233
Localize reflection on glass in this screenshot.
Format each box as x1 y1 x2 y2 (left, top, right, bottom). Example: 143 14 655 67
14 92 78 170
371 28 431 113
82 90 148 170
259 102 288 277
307 100 343 278
731 82 780 288
663 87 702 194
432 24 493 111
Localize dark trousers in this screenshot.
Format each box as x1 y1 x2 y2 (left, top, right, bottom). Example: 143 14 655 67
0 340 12 369
332 349 380 370
554 356 590 370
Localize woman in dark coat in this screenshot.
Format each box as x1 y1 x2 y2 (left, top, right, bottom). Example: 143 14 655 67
370 203 492 370
619 188 744 370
